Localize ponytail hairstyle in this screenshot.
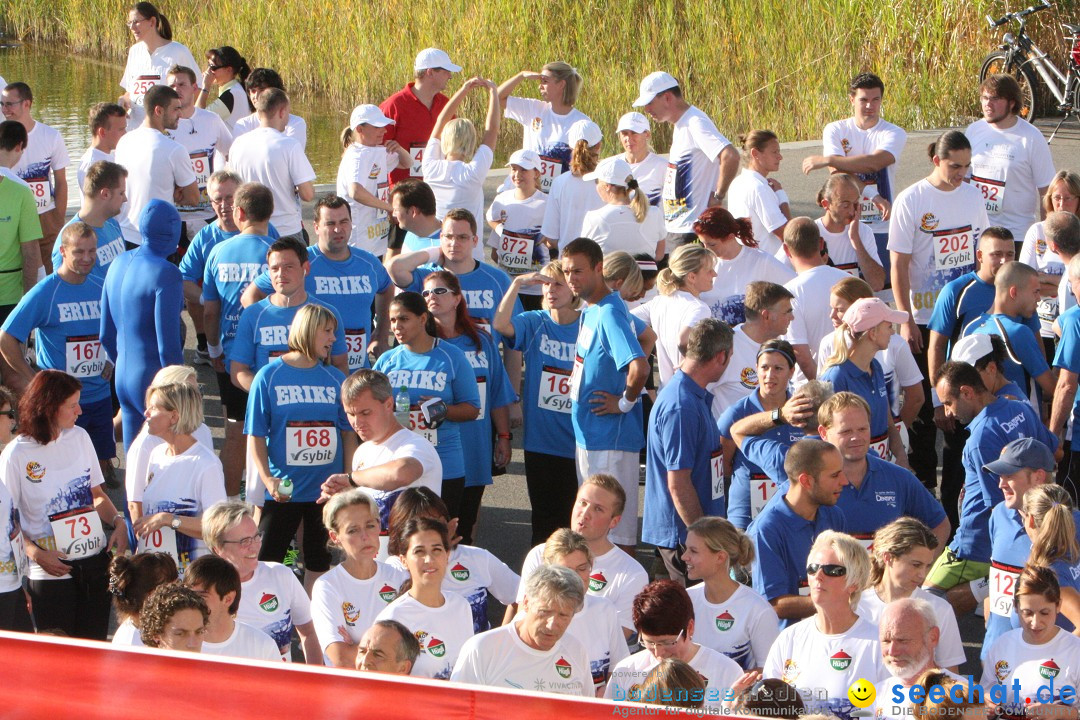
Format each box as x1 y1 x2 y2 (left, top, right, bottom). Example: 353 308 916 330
570 139 600 176
601 175 650 224
831 276 874 305
109 552 179 624
739 129 779 166
657 243 715 296
389 291 437 338
825 321 862 369
686 517 755 568
542 61 583 106
1015 564 1062 607
1024 484 1080 568
926 129 971 162
207 46 251 83
132 2 172 40
340 125 356 152
692 206 757 248
602 250 643 301
425 270 484 352
868 517 938 587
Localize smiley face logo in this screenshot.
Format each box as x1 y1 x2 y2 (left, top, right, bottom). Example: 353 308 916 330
848 678 876 708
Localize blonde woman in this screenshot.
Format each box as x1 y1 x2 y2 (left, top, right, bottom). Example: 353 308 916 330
763 531 886 719
682 517 777 671
616 112 666 206
603 251 657 357
580 156 665 259
858 517 964 670
132 382 226 577
1020 170 1080 340
540 120 605 253
423 76 500 226
631 244 716 386
1020 484 1080 631
820 297 909 464
726 130 791 259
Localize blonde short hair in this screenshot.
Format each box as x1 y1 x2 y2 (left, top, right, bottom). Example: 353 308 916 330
542 528 593 566
145 382 203 435
288 303 338 360
202 501 257 553
322 488 377 537
809 530 871 611
440 118 477 162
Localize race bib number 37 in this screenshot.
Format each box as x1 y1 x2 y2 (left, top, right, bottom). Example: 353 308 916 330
933 226 974 272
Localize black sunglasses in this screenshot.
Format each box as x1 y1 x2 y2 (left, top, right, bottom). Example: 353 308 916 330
806 563 847 577
0 410 15 419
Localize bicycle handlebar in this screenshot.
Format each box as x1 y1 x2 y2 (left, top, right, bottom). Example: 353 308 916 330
987 1 1053 28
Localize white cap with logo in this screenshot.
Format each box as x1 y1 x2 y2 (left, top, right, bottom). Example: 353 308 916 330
632 71 680 107
507 149 541 171
583 156 635 187
414 48 463 73
349 104 395 129
616 112 651 134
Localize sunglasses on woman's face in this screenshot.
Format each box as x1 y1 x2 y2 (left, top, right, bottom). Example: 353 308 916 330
421 287 451 298
806 563 847 577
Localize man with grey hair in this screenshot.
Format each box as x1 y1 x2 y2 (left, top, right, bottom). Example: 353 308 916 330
644 317 733 585
355 619 420 675
451 565 593 696
1050 211 1080 330
318 370 441 548
874 598 959 719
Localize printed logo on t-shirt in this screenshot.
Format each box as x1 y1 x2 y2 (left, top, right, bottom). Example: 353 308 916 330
840 139 852 155
875 491 897 508
379 584 397 602
368 164 379 180
25 462 45 483
259 593 279 613
781 659 800 683
739 367 757 389
416 631 445 657
830 650 852 671
450 562 470 582
342 601 360 626
715 611 735 632
555 656 572 679
1040 660 1061 680
588 572 607 592
919 214 940 233
995 660 1011 683
531 118 542 132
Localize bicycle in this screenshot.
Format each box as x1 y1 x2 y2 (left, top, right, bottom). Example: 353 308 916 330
980 1 1080 140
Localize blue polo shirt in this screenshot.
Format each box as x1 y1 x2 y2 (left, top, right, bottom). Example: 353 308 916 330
570 291 645 453
230 296 347 373
747 494 847 628
1054 304 1080 430
984 502 1031 661
963 313 1049 403
507 310 579 459
201 232 275 371
643 370 724 549
949 397 1056 562
835 455 946 542
56 214 126 284
928 271 1041 344
996 380 1027 402
820 358 890 441
741 429 805 493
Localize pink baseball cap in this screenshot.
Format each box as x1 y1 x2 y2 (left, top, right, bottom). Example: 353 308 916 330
842 298 908 333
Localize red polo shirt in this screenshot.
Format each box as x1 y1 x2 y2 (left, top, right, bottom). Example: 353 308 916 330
379 83 449 186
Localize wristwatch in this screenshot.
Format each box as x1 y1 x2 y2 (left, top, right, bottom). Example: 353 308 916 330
170 516 182 530
771 408 783 426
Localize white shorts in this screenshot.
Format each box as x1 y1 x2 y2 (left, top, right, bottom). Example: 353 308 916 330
575 447 640 547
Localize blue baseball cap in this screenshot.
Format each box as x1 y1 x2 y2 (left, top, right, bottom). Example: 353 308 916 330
982 437 1055 475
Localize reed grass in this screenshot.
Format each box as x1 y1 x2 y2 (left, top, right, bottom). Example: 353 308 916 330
3 0 1078 159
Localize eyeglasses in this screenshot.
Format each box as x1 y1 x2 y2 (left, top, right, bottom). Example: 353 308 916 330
0 100 25 108
126 17 146 27
806 563 847 577
209 197 234 207
221 530 264 548
639 628 684 651
440 233 473 242
1052 195 1078 204
0 411 15 419
421 287 451 298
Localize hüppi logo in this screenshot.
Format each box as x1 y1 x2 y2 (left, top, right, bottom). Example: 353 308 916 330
378 584 397 602
588 572 607 592
1040 659 1061 680
830 650 852 671
427 636 446 658
450 562 470 582
259 593 279 613
715 611 735 632
555 657 572 679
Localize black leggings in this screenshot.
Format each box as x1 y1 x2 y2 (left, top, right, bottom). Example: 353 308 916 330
26 550 111 639
440 477 467 527
258 501 332 572
457 485 486 547
524 451 578 547
0 587 33 632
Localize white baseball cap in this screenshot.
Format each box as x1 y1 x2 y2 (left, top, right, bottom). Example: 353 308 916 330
632 71 679 107
583 156 635 187
951 333 995 366
414 48 462 73
616 112 651 134
569 119 603 147
507 149 541 171
349 104 395 128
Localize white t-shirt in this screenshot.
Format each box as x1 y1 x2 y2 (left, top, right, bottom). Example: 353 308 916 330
700 246 795 326
451 621 594 697
233 113 307 149
486 188 549 293
12 121 70 215
818 331 922 418
856 587 966 668
120 40 200 127
823 117 907 235
565 593 630 693
201 620 282 662
310 560 408 664
375 591 474 680
504 98 590 194
874 670 965 720
727 168 787 259
785 264 852 353
228 126 315 237
626 152 668 206
887 179 989 325
817 217 883 279
422 138 492 227
0 427 105 581
238 561 313 660
77 147 113 190
687 582 780 671
114 126 197 244
138 441 226 576
126 423 214 504
518 543 648 632
0 478 23 593
708 325 762 419
982 627 1080 710
763 615 888 719
111 619 144 647
663 106 731 233
336 142 400 256
165 108 234 224
631 290 711 387
580 204 665 259
540 172 604 252
1022 220 1066 337
605 645 743 710
966 117 1056 243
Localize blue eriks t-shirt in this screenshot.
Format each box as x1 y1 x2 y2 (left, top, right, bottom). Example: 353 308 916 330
446 331 517 489
927 271 1041 345
252 244 391 371
2 274 110 403
963 313 1049 404
643 370 724 549
55 215 127 284
1055 304 1080 430
201 232 275 370
507 309 579 459
820 358 891 443
835 455 946 542
405 260 521 344
570 291 645 453
230 296 347 373
373 338 480 480
244 359 350 503
180 221 280 284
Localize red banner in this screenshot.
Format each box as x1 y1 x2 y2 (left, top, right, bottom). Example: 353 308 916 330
1 631 698 718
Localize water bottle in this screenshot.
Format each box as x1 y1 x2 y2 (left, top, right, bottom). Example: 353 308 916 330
395 385 411 426
278 477 293 499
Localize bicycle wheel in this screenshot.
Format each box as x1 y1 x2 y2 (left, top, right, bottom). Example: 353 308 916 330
980 51 1041 121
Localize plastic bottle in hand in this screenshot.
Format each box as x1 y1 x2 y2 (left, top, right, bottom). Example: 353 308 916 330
278 477 293 499
395 385 411 427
